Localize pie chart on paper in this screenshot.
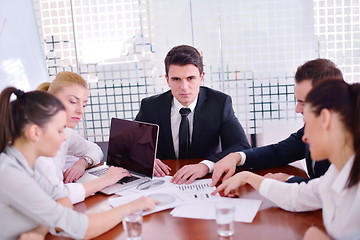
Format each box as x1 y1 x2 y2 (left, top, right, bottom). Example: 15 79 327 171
147 193 176 206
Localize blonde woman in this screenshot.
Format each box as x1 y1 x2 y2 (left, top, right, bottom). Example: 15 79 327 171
35 71 130 203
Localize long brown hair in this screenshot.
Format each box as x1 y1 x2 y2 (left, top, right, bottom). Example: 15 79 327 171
0 87 65 152
305 79 360 187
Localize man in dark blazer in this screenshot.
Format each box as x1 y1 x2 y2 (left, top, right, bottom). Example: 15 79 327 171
135 45 250 184
212 58 344 185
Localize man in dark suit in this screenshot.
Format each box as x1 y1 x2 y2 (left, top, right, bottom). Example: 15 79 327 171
211 58 344 186
135 45 250 184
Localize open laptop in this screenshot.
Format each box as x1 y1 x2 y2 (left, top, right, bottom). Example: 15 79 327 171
77 118 159 195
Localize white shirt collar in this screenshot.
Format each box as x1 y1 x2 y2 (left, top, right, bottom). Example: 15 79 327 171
173 96 198 113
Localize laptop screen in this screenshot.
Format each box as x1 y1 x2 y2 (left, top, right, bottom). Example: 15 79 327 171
106 118 159 178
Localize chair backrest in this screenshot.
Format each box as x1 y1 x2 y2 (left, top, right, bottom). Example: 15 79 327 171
95 141 109 162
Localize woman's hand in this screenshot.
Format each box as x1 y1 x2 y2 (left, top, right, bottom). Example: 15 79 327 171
18 225 47 240
128 196 158 212
303 226 330 240
63 158 88 183
212 171 264 196
101 166 131 186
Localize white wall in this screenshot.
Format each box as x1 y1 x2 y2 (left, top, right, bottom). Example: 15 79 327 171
0 0 48 92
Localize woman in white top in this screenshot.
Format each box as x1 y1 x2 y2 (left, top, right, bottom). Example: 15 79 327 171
0 87 156 240
35 71 130 203
213 79 360 240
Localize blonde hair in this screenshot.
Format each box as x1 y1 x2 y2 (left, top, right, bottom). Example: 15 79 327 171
37 71 88 94
36 82 51 92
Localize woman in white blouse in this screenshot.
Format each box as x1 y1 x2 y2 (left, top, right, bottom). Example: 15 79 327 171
0 87 156 240
35 71 131 203
213 79 360 240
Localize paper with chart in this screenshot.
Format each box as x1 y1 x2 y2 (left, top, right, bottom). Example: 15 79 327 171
174 178 221 202
109 177 220 215
170 197 262 223
115 176 220 203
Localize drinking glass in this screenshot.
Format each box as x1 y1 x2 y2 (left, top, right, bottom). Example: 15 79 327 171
123 211 143 240
215 202 235 237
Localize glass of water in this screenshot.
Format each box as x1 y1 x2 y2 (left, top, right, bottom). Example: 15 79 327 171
215 202 235 237
122 211 143 240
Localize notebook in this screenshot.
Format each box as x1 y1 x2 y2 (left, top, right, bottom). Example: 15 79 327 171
76 118 159 195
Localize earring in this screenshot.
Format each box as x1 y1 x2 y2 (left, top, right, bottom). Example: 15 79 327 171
35 138 39 143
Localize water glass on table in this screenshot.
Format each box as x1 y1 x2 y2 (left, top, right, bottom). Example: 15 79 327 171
122 211 143 240
215 202 235 237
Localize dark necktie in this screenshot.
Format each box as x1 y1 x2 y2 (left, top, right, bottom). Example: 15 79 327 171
179 108 191 159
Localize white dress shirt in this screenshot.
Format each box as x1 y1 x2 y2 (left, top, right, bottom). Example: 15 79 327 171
170 97 213 170
0 146 88 240
34 128 103 204
259 156 360 239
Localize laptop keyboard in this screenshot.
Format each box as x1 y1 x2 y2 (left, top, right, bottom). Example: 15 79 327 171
118 176 140 184
89 168 108 176
88 167 140 184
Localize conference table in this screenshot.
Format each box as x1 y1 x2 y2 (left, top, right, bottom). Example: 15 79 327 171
46 159 325 240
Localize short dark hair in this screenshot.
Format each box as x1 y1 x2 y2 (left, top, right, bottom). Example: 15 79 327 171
295 58 343 86
164 45 203 75
305 79 360 188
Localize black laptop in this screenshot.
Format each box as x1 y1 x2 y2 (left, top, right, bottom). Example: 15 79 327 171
77 118 159 194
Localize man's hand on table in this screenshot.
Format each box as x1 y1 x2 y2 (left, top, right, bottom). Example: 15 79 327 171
154 158 171 177
171 163 210 184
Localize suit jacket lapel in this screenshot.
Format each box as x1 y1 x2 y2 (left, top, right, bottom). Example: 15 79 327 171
191 87 207 153
161 91 176 158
